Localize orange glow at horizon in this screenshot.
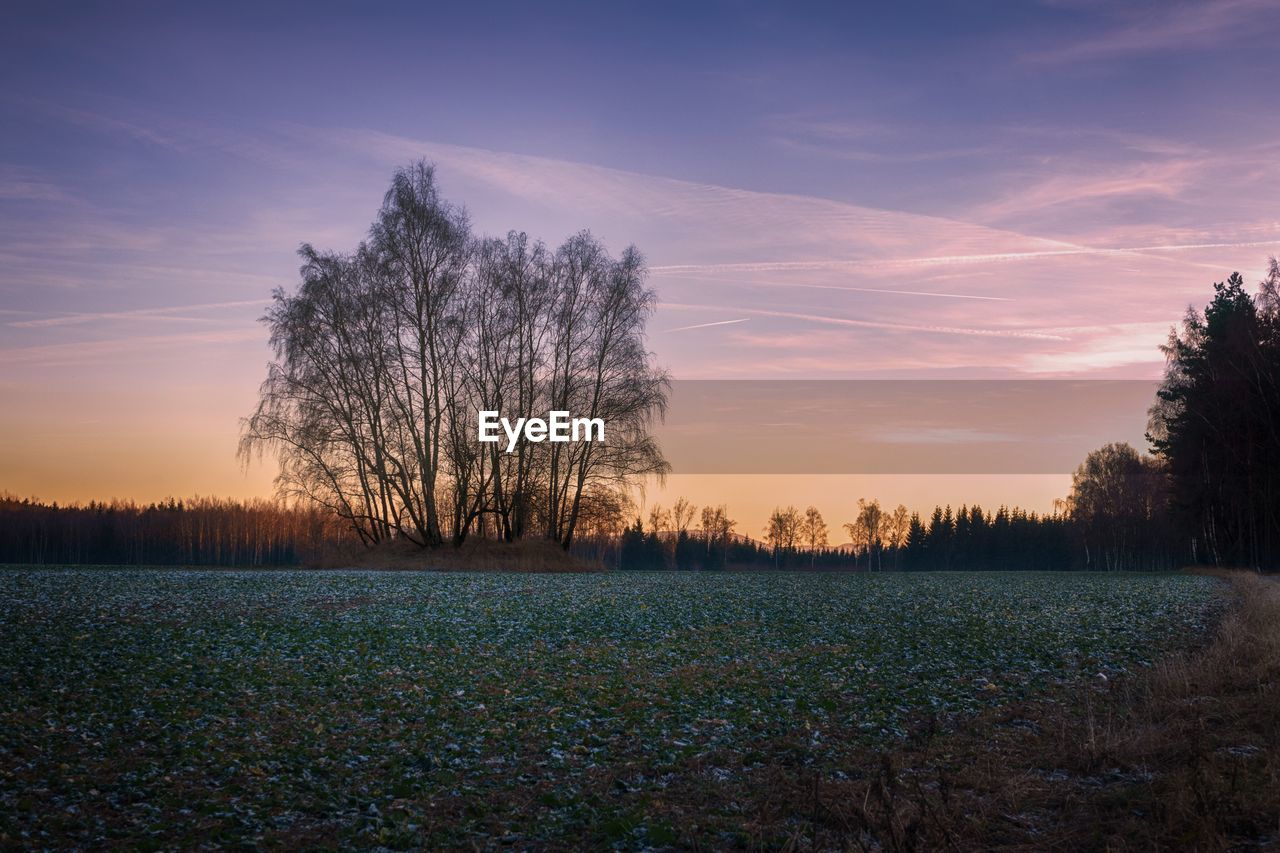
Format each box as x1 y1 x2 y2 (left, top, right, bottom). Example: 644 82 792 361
3 334 1079 529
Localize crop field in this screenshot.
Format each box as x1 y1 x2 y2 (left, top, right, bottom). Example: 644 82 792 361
1 569 1221 848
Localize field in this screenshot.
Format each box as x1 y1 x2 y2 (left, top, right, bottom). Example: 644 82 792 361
0 569 1221 848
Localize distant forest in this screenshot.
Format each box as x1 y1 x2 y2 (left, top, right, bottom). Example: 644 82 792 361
616 491 1160 573
618 504 1078 572
0 496 355 567
0 440 1181 572
0 493 1102 571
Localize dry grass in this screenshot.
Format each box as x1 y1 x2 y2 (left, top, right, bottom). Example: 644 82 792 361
311 536 600 572
646 571 1280 850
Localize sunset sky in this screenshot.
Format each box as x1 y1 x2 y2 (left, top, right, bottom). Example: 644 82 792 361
3 1 1280 533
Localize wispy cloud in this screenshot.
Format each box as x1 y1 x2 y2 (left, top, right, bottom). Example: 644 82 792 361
871 426 1021 445
764 115 894 141
1015 322 1174 375
772 136 996 164
15 96 314 170
5 104 1276 387
0 165 78 204
1002 124 1208 159
763 114 998 163
970 158 1199 224
19 98 179 148
1030 0 1280 62
322 126 1075 265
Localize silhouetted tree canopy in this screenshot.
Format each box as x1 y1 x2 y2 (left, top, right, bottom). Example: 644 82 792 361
1149 262 1280 569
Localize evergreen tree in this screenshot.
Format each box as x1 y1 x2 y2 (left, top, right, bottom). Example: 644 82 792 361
1149 267 1280 569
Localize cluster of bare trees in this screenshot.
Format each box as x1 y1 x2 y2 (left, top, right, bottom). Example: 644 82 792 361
758 501 910 569
1067 442 1174 571
620 500 749 570
763 505 828 567
623 499 914 570
841 500 911 571
242 162 670 550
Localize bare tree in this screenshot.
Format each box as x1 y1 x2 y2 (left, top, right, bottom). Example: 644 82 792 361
671 497 697 536
764 505 802 567
886 504 910 570
800 505 828 567
647 504 672 534
242 162 669 552
844 498 885 571
700 504 736 568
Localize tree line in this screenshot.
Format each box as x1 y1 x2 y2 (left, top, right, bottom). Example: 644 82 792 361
241 162 669 552
0 496 355 566
618 496 1092 572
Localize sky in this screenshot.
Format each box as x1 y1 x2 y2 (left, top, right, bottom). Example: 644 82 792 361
3 0 1280 533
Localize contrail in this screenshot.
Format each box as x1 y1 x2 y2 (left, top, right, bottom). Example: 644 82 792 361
887 239 1280 268
651 238 1280 275
664 318 750 332
9 299 270 328
663 274 1012 301
800 284 1010 301
1 329 264 366
661 302 1068 341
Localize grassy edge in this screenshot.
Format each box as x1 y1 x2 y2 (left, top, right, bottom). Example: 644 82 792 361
672 571 1280 851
